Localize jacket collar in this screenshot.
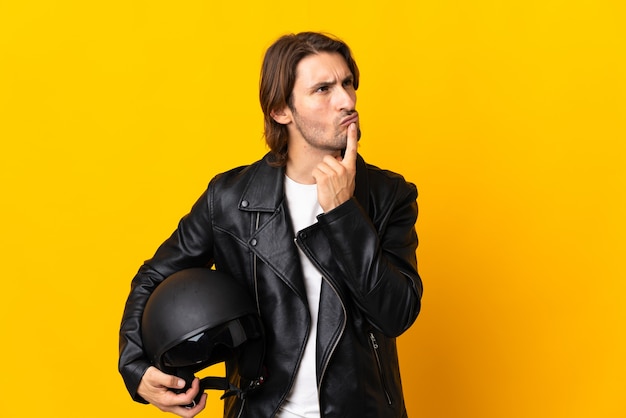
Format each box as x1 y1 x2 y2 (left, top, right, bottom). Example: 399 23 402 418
239 152 370 213
238 154 286 213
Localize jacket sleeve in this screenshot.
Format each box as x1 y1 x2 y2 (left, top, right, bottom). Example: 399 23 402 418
118 188 215 402
313 179 421 337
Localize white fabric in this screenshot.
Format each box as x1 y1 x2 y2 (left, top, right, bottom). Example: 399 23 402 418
276 175 323 418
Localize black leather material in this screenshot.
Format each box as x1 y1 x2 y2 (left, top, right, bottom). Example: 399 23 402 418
119 153 422 417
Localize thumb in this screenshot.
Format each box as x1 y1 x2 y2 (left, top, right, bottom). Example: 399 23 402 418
167 375 186 390
147 366 186 389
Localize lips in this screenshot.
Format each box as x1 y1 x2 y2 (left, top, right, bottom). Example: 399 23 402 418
340 112 359 126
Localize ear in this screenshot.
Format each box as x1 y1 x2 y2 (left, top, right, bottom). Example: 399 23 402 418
270 106 292 125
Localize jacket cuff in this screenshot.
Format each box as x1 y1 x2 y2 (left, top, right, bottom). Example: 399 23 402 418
122 360 151 404
317 196 362 224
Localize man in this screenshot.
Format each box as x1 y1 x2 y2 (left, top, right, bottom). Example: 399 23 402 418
119 31 422 418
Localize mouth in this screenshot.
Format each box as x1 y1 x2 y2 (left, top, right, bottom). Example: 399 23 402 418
340 112 359 127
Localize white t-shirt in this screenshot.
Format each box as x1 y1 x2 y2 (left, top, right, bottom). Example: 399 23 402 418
276 175 323 418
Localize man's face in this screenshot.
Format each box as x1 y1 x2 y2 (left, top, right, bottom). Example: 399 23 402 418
286 52 360 152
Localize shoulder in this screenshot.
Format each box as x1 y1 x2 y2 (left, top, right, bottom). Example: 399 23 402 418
209 154 269 190
358 156 417 201
206 153 280 213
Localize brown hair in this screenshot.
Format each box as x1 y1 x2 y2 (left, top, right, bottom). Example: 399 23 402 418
259 32 360 166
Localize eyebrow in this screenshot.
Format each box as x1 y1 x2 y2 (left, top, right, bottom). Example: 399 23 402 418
308 75 354 91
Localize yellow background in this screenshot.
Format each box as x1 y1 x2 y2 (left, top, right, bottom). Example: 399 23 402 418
1 1 624 417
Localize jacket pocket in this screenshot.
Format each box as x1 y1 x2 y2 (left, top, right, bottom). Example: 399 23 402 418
368 331 393 405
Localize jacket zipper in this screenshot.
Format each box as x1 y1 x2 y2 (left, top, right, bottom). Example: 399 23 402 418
253 212 261 316
369 332 393 405
236 398 246 418
293 237 347 396
245 213 257 418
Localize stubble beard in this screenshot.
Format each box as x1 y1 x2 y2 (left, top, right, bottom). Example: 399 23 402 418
291 108 349 152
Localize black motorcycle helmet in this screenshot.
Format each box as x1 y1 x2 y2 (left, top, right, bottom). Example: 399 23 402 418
142 268 266 406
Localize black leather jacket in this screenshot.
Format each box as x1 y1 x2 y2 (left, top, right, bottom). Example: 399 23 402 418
119 153 422 417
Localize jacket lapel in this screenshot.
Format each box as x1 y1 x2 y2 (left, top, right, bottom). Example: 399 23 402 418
239 155 307 299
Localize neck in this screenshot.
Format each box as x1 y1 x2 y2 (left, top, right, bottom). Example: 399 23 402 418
285 142 341 184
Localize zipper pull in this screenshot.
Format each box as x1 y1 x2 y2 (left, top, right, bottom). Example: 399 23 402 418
369 332 379 349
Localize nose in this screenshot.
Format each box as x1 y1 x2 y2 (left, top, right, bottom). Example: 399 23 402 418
336 85 356 111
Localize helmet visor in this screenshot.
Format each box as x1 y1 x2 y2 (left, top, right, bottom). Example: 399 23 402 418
162 316 261 368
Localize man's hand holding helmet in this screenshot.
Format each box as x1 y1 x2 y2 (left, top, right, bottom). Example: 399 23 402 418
137 366 207 417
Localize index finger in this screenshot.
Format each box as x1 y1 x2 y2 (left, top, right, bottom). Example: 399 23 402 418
342 122 358 167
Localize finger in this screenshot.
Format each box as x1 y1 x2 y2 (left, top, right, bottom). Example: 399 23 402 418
166 401 204 417
317 156 343 174
342 122 358 167
169 391 206 418
146 366 186 390
168 377 202 405
181 393 208 417
182 377 201 402
158 378 203 415
188 392 207 415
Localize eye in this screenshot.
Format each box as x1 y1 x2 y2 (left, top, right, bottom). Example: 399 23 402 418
316 85 329 93
342 78 354 88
